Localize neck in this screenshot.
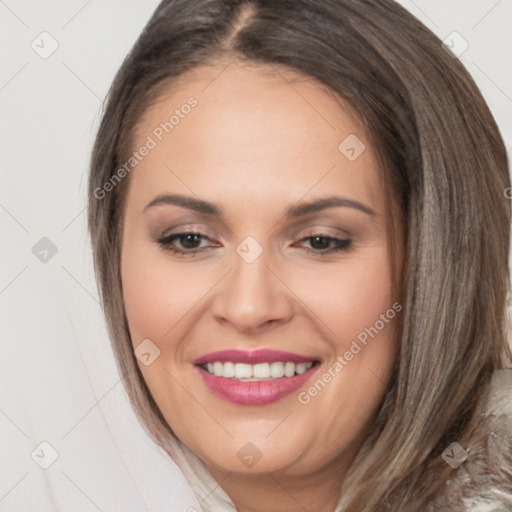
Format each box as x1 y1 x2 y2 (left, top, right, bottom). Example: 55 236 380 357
207 453 356 512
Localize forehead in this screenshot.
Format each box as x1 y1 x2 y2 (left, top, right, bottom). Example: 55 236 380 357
127 61 383 215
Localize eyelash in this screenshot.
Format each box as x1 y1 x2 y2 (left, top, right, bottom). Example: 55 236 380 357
155 231 352 257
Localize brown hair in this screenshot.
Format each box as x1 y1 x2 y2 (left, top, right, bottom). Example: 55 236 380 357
88 1 512 510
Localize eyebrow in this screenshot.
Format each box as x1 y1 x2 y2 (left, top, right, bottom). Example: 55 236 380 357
143 193 376 218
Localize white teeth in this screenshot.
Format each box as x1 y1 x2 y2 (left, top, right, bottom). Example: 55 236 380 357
234 363 252 379
203 361 314 379
270 362 285 378
223 361 235 378
284 362 295 377
295 362 307 375
253 363 270 379
213 361 223 377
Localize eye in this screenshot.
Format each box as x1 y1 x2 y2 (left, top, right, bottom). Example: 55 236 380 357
296 234 352 254
155 231 218 256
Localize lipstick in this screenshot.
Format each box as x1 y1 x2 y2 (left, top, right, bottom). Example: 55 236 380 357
194 349 320 405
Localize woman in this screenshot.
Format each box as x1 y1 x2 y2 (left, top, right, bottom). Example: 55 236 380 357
87 0 512 510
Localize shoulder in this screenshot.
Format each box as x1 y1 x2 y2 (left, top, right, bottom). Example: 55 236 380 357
462 368 512 512
481 368 512 449
485 368 512 415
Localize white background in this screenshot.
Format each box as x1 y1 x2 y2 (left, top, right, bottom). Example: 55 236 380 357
1 1 511 511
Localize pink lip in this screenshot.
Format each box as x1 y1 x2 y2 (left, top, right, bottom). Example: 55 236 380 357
194 349 317 365
193 349 320 405
196 364 319 405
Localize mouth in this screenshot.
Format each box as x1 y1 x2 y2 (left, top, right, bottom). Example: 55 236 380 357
200 360 316 380
194 349 321 405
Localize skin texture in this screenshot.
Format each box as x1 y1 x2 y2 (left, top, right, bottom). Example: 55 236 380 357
121 60 404 512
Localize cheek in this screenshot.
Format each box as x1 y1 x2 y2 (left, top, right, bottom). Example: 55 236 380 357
293 250 396 345
291 250 398 414
121 246 211 344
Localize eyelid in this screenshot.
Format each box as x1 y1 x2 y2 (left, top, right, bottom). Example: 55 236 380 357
156 223 218 240
296 225 352 239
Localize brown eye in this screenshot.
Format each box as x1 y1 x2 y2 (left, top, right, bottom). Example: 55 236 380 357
298 234 352 253
155 231 217 255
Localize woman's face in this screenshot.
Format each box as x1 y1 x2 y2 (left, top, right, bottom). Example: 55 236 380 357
121 61 403 479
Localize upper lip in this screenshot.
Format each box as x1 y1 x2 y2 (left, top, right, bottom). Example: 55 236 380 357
193 349 319 365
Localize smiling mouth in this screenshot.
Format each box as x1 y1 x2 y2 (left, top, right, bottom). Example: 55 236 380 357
200 360 318 381
194 348 321 405
195 359 320 405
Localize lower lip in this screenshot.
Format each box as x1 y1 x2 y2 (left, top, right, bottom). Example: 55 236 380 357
196 365 319 405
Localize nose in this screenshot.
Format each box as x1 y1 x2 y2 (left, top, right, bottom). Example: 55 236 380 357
211 245 294 334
